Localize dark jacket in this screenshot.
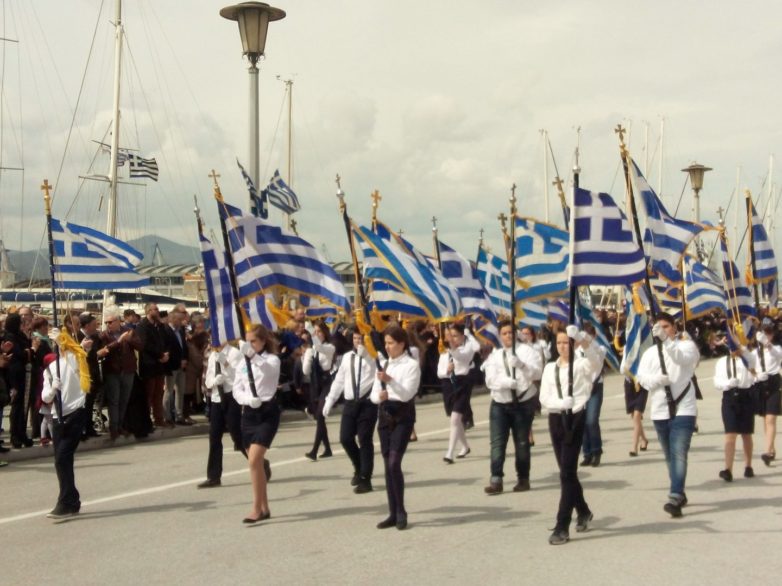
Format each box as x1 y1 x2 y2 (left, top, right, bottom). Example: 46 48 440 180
136 318 167 378
100 327 143 375
163 325 187 376
77 329 104 391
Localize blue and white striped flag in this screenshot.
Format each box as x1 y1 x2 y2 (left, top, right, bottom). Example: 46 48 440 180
577 302 621 371
519 301 548 329
219 201 350 313
50 218 149 289
476 245 511 315
747 196 779 306
514 216 569 303
237 159 268 220
622 287 652 378
571 187 646 287
719 236 756 320
200 234 274 347
352 223 461 320
264 169 300 215
631 159 705 284
438 240 499 347
683 255 726 319
547 299 570 324
127 153 159 181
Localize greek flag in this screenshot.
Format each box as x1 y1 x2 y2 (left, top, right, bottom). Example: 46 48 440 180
631 160 704 284
719 236 756 320
571 187 646 287
200 234 274 347
264 169 300 215
219 201 350 313
519 301 548 329
683 255 727 319
747 196 779 306
622 287 652 378
237 159 268 220
476 245 511 315
547 299 570 324
438 240 499 346
514 216 569 303
352 223 461 320
50 218 149 289
127 153 159 181
577 302 621 371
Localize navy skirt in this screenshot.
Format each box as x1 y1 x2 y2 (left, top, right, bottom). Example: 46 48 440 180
624 378 649 414
722 390 755 434
241 400 281 449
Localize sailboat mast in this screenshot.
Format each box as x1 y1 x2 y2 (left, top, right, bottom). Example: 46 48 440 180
284 77 293 230
107 0 123 239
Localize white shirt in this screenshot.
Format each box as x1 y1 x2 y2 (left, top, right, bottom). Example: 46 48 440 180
204 345 242 403
714 354 757 392
370 352 421 404
539 341 604 414
323 347 377 413
436 333 480 378
636 336 700 420
42 353 86 418
303 341 336 378
755 343 782 375
233 351 281 405
483 344 543 404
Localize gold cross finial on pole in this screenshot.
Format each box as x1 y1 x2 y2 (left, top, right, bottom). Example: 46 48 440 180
431 216 438 233
335 173 346 212
290 218 298 235
479 227 484 246
208 169 221 186
335 173 342 190
510 183 518 215
552 176 564 193
209 169 224 202
498 211 508 233
371 189 382 226
41 179 53 214
716 206 725 227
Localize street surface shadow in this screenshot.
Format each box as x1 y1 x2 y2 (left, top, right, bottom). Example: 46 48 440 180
50 500 217 523
260 504 388 526
406 476 480 489
413 504 534 527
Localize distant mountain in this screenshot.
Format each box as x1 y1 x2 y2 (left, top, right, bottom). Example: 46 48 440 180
5 235 200 282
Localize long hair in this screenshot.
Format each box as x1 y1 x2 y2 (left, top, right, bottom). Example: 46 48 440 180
383 324 409 352
249 324 279 354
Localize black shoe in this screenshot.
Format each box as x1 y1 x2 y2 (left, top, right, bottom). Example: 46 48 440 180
264 459 272 482
663 501 683 518
351 474 360 487
197 478 221 489
0 446 9 454
377 517 397 529
548 529 570 545
680 493 688 507
354 479 373 494
580 455 593 467
304 451 317 462
513 479 531 492
456 448 471 459
46 506 79 520
242 512 270 524
484 482 503 495
396 514 408 530
744 466 755 478
443 456 454 464
629 451 638 457
719 469 733 482
575 512 593 533
591 454 601 467
761 453 773 467
84 428 100 438
320 450 333 458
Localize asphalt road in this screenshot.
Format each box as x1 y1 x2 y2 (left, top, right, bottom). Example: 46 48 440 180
1 359 781 585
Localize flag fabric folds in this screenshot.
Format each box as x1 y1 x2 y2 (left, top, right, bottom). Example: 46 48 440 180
438 240 499 346
577 302 621 371
631 160 704 284
237 159 269 220
519 301 548 329
719 236 756 320
127 153 159 181
476 246 511 315
264 170 301 215
683 255 727 319
514 216 569 303
570 187 646 286
199 234 274 347
50 218 149 289
622 287 652 378
547 299 570 325
351 223 461 320
747 197 779 306
219 201 350 313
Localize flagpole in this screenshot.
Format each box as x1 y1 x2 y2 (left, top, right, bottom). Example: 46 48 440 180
567 162 579 407
506 185 521 405
42 179 63 420
745 189 766 370
210 169 258 398
616 125 677 419
336 175 369 314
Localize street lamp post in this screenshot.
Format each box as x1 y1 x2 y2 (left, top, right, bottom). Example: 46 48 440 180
220 2 286 215
681 162 712 223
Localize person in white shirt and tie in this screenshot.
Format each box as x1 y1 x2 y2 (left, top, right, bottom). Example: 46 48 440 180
323 329 378 494
482 320 543 495
754 319 782 466
302 320 337 461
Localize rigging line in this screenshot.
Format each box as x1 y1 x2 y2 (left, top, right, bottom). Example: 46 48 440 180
16 9 24 255
63 120 112 219
27 0 107 291
672 175 689 217
262 85 288 182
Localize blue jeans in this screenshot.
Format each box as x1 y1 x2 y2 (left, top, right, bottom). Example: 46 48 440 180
489 400 534 482
653 415 696 501
582 381 603 457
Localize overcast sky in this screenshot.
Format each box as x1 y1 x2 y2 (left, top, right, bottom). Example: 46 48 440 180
1 0 780 268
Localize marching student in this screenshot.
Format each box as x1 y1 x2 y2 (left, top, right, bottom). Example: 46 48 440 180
41 329 91 520
302 320 336 461
233 325 281 524
482 320 543 495
539 326 603 545
754 320 782 466
437 323 480 463
713 343 757 481
636 313 700 519
322 329 378 493
372 325 421 530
